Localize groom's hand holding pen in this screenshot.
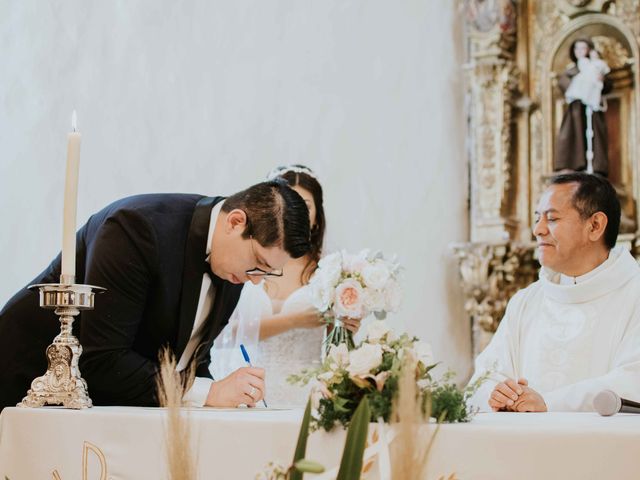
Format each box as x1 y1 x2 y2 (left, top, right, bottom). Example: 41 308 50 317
241 344 268 408
205 351 266 408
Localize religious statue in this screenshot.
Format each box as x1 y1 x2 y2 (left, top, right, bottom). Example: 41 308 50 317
554 38 611 176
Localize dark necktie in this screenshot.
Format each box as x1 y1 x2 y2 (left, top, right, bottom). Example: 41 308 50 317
191 260 225 364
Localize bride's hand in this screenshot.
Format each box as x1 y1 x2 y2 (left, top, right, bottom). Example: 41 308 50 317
206 366 265 407
293 306 324 329
341 317 362 333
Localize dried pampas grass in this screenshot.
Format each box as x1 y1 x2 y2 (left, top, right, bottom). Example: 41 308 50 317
157 347 197 480
390 355 446 480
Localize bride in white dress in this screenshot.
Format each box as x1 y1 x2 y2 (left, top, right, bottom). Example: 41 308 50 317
212 165 360 407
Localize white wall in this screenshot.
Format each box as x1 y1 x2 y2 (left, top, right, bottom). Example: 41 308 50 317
0 1 471 378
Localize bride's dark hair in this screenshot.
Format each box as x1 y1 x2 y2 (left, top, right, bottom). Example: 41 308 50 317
277 165 325 284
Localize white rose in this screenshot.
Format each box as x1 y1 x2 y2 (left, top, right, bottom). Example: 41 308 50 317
328 343 350 368
333 278 365 318
347 343 383 378
366 320 392 343
364 288 386 313
319 263 342 288
414 341 434 367
318 252 343 281
318 251 342 270
310 285 334 312
361 261 391 290
384 279 403 312
342 249 370 274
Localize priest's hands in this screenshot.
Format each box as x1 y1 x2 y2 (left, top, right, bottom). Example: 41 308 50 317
489 378 547 413
512 381 547 412
489 378 523 411
206 367 265 408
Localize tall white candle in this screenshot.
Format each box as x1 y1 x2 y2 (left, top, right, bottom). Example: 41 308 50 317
61 111 81 283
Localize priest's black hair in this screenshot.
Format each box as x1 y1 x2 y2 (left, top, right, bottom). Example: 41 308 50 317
550 172 621 249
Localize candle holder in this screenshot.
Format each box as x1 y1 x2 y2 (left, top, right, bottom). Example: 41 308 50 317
17 280 105 409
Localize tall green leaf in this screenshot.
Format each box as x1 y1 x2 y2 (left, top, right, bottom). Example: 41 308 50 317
336 397 371 480
291 398 313 480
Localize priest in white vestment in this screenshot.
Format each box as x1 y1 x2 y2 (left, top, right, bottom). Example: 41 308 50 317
468 172 640 412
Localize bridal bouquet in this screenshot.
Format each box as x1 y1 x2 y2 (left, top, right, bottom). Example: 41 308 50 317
288 321 429 431
289 320 486 432
309 249 402 351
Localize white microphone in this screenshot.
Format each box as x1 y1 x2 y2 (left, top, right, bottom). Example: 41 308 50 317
593 390 640 416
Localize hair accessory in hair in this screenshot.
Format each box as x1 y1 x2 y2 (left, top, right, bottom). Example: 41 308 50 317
266 164 318 181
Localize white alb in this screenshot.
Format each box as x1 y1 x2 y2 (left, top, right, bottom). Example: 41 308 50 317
468 246 640 412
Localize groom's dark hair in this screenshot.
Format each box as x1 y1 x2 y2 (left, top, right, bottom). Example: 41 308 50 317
550 172 620 249
222 180 311 259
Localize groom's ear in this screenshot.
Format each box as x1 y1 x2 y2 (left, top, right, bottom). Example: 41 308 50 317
225 209 248 234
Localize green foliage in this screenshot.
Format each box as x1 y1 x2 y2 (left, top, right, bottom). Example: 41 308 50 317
336 397 370 480
288 324 489 433
430 383 469 423
367 375 397 422
287 368 318 386
428 369 493 423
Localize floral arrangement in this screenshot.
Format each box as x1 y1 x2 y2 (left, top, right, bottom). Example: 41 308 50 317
309 250 402 351
289 320 485 432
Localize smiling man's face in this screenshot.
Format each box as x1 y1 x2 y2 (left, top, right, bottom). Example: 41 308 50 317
533 182 594 275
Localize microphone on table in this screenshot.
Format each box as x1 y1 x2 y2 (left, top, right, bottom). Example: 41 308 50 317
593 390 640 416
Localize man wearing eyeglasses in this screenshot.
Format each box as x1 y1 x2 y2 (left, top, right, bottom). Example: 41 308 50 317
0 180 311 410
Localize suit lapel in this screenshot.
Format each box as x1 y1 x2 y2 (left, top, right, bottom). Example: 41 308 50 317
175 196 223 359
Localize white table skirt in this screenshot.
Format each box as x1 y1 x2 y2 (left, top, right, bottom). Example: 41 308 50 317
1 406 639 479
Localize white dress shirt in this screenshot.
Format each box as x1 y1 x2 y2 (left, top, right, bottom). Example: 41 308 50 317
180 200 224 406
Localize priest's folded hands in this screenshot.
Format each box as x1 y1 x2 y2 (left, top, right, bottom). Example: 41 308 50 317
489 378 547 413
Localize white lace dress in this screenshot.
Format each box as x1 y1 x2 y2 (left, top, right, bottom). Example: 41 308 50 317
210 281 324 408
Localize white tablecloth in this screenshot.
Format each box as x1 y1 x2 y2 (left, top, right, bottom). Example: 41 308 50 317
1 407 639 479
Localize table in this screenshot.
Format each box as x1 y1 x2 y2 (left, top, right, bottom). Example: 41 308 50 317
1 407 639 479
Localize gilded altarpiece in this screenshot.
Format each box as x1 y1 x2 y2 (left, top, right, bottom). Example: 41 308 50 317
455 0 640 357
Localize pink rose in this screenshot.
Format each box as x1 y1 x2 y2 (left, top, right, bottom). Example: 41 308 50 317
333 278 365 318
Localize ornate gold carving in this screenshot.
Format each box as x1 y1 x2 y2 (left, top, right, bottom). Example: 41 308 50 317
532 3 565 102
593 35 633 68
459 0 640 357
567 0 593 7
464 0 517 35
558 0 610 17
452 243 538 355
472 62 518 224
610 1 640 44
529 109 546 227
465 0 520 242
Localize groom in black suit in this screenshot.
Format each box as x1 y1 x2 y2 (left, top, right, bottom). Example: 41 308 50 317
0 180 310 411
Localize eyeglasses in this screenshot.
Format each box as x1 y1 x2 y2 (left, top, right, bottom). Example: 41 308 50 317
245 236 284 277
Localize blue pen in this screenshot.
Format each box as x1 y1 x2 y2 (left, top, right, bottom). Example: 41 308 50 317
240 344 268 408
